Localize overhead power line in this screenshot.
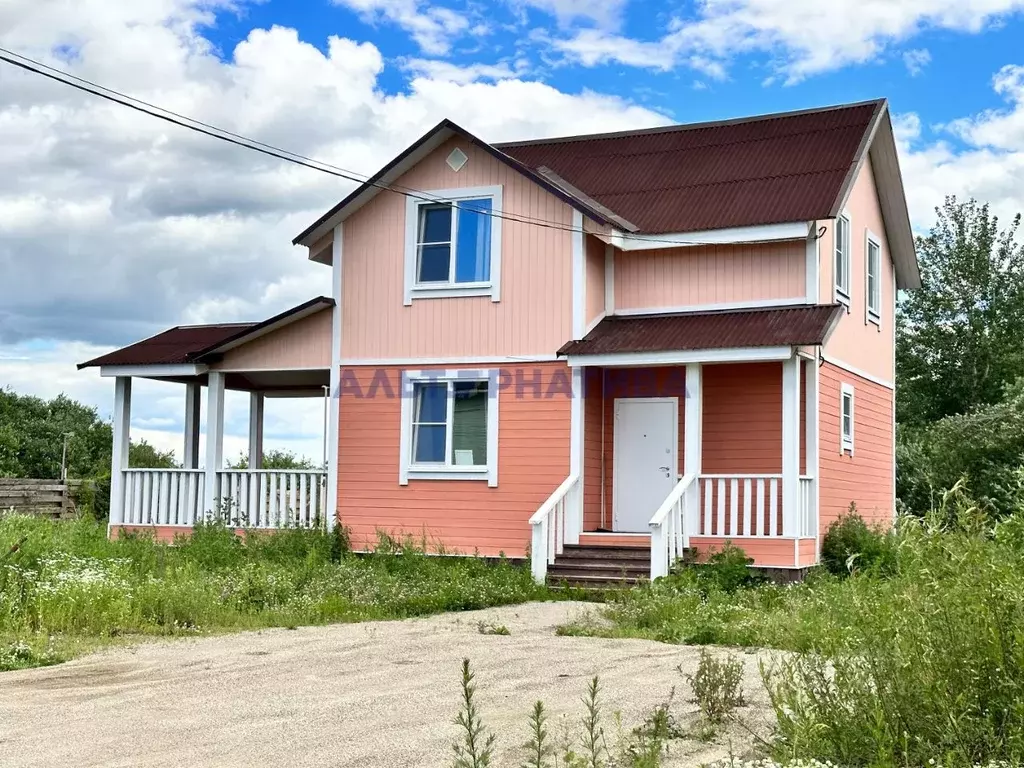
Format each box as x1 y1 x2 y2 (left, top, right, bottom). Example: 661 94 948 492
0 46 754 248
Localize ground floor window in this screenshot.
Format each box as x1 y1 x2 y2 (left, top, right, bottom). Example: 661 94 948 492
400 370 498 486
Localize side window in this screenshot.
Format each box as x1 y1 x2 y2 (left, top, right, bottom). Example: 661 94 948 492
866 234 881 325
404 186 502 304
834 214 851 306
840 383 854 455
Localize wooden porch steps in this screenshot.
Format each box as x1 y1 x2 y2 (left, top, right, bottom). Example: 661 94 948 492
546 544 650 589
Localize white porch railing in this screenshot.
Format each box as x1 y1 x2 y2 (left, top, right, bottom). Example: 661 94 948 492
214 470 326 528
648 473 697 579
799 475 816 537
697 474 782 537
122 469 205 526
528 474 580 583
119 469 327 529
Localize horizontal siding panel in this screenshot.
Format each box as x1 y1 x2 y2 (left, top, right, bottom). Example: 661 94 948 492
818 362 894 532
337 362 571 557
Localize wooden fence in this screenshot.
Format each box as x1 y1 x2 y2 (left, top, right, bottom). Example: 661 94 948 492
0 478 86 518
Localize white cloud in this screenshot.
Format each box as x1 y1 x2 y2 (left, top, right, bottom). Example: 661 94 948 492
903 48 932 76
0 0 670 456
551 0 1024 80
402 57 523 83
896 66 1024 230
512 0 629 29
330 0 472 55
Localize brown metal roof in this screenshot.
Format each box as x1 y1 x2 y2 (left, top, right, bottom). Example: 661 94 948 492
498 100 884 234
78 324 255 368
557 305 845 357
78 297 334 369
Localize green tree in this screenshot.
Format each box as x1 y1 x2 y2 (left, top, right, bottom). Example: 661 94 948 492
228 448 319 470
897 197 1024 425
0 388 176 479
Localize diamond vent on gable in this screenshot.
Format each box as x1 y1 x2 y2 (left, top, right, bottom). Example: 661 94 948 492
446 147 468 172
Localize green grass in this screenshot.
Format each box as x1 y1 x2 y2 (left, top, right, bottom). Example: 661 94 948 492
559 507 1024 767
0 515 547 671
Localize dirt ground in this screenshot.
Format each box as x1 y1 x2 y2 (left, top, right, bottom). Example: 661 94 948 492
0 602 777 767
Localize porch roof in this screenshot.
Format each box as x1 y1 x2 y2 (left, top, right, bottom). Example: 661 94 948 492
556 304 844 358
77 297 333 369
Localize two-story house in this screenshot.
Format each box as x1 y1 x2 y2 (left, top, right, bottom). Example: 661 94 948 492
81 98 919 583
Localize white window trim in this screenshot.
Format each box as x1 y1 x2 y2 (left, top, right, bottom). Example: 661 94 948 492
399 369 499 487
403 185 503 305
840 383 855 456
865 230 882 327
834 214 851 308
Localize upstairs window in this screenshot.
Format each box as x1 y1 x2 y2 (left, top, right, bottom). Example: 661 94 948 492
834 214 851 305
841 383 855 455
404 186 503 304
866 234 881 324
400 370 499 486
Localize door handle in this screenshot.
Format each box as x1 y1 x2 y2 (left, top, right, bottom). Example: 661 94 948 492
658 466 671 471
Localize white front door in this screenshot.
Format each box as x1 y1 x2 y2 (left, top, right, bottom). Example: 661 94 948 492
613 398 678 533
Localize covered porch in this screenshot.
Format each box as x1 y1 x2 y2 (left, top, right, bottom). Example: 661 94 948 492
78 298 336 536
530 304 842 581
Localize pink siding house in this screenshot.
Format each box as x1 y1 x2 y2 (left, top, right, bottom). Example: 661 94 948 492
81 99 919 583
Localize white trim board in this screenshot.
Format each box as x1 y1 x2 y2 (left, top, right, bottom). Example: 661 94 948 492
571 209 585 339
600 221 811 252
566 346 793 368
820 355 894 390
613 297 808 317
583 312 606 337
339 354 560 366
99 364 207 378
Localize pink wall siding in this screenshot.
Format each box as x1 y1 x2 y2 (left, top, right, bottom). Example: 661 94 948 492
336 362 571 557
583 369 603 530
822 157 896 382
614 241 806 312
818 361 895 532
212 310 332 370
341 138 573 360
585 234 606 326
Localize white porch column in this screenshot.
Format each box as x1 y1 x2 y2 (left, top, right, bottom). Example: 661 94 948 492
108 377 132 528
567 365 584 545
248 392 265 469
324 223 343 532
183 382 201 469
203 371 225 516
781 354 802 537
805 352 820 544
683 364 702 538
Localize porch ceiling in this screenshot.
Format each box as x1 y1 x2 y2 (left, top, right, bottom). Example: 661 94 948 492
557 304 844 358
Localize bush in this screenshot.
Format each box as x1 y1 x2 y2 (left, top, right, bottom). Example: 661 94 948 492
820 507 896 577
684 649 745 724
764 524 1024 767
0 516 544 657
898 378 1024 517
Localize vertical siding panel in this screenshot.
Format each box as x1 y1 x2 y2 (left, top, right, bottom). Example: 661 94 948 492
613 240 805 312
823 156 896 381
341 137 572 360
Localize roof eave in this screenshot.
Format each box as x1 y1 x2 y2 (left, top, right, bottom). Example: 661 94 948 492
292 120 618 252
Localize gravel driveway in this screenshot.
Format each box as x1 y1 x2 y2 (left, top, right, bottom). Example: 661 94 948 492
0 602 775 767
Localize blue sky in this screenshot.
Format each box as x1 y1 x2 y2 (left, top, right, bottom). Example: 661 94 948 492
200 0 1024 151
2 0 1024 462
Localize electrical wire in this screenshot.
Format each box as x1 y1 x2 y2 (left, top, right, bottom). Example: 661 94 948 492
0 46 785 248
